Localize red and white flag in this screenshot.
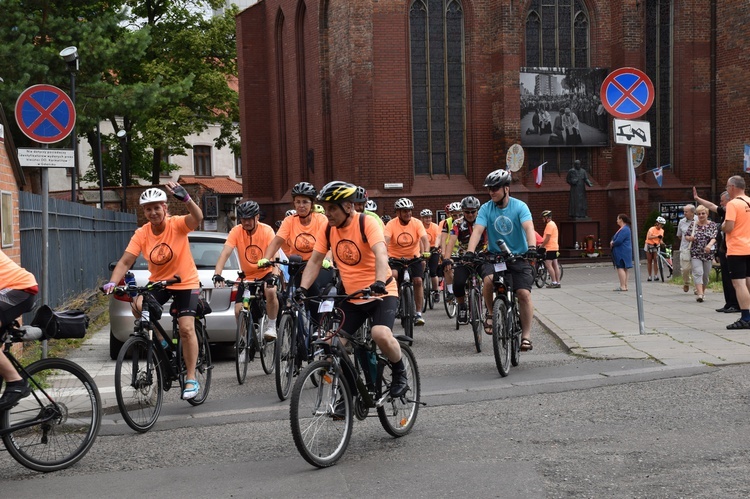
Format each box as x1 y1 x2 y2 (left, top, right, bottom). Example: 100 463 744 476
533 161 547 188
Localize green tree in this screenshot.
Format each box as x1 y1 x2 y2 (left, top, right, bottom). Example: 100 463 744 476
0 0 239 190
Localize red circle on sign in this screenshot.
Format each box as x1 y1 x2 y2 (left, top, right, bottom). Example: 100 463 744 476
14 84 76 144
600 67 654 120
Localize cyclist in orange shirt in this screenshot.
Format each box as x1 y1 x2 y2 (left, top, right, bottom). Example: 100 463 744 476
385 198 430 326
0 249 38 410
540 210 561 288
297 181 408 397
212 200 281 341
645 217 666 281
420 208 442 304
104 183 204 400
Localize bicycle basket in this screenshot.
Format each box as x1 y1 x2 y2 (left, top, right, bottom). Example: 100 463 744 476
31 305 89 340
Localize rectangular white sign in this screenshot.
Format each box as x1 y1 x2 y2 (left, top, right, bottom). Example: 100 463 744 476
18 148 74 168
613 119 651 147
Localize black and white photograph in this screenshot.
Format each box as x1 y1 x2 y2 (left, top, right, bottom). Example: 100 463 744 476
520 67 609 148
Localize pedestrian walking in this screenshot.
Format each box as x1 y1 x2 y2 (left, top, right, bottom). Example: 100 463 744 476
676 204 696 293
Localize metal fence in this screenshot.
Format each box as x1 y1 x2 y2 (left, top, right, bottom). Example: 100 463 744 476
19 192 137 310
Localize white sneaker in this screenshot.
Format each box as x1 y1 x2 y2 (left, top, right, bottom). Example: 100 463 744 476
263 325 277 341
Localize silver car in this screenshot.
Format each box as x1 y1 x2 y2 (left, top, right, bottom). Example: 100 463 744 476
108 231 241 359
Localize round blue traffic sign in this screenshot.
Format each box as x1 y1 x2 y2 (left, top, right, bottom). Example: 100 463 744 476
15 84 76 144
600 68 654 120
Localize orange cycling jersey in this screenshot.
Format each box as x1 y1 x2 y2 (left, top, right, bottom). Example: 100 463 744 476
542 221 559 251
0 249 37 291
423 221 441 248
226 222 276 280
646 226 664 246
275 212 328 261
125 216 200 290
384 218 427 258
724 195 750 256
314 215 398 298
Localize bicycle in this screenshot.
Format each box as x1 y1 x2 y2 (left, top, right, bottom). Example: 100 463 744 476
454 256 485 353
225 272 276 385
533 249 564 288
656 245 674 283
440 259 458 319
112 277 213 433
472 248 525 377
269 257 320 401
1 320 102 472
289 289 421 468
422 248 440 313
389 256 424 339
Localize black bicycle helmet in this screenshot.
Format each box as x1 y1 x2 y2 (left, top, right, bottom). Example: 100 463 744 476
237 200 260 219
541 210 552 218
317 181 358 203
483 169 512 188
381 214 392 223
461 196 481 210
352 186 368 204
291 181 317 200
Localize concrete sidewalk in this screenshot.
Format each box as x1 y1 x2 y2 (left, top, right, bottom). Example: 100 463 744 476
533 262 750 367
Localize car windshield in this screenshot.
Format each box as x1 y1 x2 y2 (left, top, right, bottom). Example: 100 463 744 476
132 238 240 271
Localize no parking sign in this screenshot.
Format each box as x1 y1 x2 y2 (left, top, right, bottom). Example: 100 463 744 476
15 85 76 144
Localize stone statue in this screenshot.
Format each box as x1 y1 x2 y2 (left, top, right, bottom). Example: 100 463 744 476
566 160 593 219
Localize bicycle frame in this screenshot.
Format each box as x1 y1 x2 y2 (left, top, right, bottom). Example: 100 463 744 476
0 349 60 435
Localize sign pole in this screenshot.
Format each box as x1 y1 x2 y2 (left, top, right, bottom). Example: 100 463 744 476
627 145 646 334
41 148 50 358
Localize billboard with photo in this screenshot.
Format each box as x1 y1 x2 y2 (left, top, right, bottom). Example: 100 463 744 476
520 67 609 148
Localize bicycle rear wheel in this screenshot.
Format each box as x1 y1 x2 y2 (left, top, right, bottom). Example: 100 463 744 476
510 299 522 367
184 320 212 406
534 263 547 288
443 287 457 318
236 310 252 384
258 313 276 375
492 300 511 377
378 343 420 437
470 288 483 353
401 285 415 339
558 262 564 281
115 336 163 432
275 312 296 400
290 359 353 468
2 358 102 472
658 255 666 283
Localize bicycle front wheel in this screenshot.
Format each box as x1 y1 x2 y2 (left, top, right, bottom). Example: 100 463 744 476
658 254 666 283
258 313 276 375
290 359 353 468
184 320 212 406
492 300 511 377
275 312 296 401
443 287 457 318
115 336 163 432
236 310 252 384
401 285 414 339
470 288 483 353
510 300 522 367
378 343 421 437
534 263 547 288
2 358 102 472
558 262 564 281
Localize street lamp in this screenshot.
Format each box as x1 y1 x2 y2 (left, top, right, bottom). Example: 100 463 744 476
117 129 128 211
59 46 79 202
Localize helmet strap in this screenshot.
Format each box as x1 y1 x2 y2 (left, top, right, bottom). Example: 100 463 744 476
494 188 509 208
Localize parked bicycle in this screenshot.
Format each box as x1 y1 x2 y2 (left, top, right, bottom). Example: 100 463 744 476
454 256 486 353
389 256 424 338
111 277 213 432
224 272 276 384
532 248 564 288
289 288 421 468
656 245 674 283
1 316 101 472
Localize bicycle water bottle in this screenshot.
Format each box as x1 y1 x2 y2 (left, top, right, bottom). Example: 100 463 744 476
242 285 251 309
498 241 511 257
404 269 410 282
124 271 137 298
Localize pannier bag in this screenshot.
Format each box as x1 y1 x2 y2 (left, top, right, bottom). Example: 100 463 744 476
31 305 89 340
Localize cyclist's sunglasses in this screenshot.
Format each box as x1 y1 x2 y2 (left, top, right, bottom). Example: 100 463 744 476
487 185 503 192
463 210 477 215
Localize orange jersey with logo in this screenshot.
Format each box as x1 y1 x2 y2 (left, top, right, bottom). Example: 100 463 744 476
725 195 750 256
0 249 37 290
646 226 664 245
226 222 277 279
275 212 328 261
542 221 559 251
423 221 441 248
384 218 427 258
125 216 199 290
314 215 398 298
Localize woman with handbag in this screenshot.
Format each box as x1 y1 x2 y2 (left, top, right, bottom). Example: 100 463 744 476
685 206 718 302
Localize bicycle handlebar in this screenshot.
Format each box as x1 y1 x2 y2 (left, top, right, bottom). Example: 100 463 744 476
106 275 182 296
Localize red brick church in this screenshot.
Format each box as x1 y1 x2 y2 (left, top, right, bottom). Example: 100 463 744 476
236 0 749 248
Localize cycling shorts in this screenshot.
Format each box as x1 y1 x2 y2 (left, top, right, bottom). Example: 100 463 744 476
726 255 750 280
479 259 534 292
152 288 201 318
340 296 398 335
0 289 37 329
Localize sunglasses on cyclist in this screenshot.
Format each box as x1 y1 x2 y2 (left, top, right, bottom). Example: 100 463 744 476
487 185 503 192
463 210 477 215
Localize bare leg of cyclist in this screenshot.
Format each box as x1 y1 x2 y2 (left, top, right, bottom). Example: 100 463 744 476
178 315 198 390
517 288 533 347
413 276 424 322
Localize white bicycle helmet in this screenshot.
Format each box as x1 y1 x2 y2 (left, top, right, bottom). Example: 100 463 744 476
448 202 462 213
394 198 414 210
139 187 167 205
285 209 297 217
420 209 433 217
656 216 666 224
365 200 377 211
